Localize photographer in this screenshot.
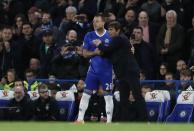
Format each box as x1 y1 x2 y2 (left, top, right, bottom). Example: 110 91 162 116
130 27 155 79
52 29 88 89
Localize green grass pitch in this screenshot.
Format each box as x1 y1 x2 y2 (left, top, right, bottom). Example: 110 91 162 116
0 122 194 131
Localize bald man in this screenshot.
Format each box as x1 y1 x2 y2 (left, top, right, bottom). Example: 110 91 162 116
66 29 78 43
8 86 33 120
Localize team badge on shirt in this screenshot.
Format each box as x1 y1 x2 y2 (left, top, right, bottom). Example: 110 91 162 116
105 39 109 43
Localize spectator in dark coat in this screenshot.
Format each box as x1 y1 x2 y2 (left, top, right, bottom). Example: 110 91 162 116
8 86 33 120
35 11 64 45
0 39 13 79
20 22 41 69
59 6 78 35
33 83 58 121
131 26 155 79
156 10 185 73
119 9 137 37
2 26 25 79
39 30 56 78
13 14 27 41
52 29 88 89
27 6 41 30
59 6 91 41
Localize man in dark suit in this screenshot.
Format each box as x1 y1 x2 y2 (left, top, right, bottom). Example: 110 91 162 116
93 21 147 121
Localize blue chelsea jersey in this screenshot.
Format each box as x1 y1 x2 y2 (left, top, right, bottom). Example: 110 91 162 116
83 30 112 73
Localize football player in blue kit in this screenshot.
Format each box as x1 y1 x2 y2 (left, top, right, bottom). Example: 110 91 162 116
76 14 114 123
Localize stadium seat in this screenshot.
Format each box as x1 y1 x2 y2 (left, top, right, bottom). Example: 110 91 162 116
55 90 75 121
153 90 171 121
0 90 14 120
166 91 194 123
27 91 40 101
145 91 165 122
0 90 14 107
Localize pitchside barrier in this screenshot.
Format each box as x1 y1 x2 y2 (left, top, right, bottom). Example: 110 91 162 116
0 79 193 122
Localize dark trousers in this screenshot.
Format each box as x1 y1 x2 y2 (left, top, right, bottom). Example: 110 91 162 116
118 70 147 121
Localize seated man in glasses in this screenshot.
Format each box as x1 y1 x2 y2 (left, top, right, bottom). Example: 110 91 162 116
33 83 58 120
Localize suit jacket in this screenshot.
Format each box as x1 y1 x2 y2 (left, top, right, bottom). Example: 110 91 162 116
156 24 185 71
98 33 139 80
157 24 184 57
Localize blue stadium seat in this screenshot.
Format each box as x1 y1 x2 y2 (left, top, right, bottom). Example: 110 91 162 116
0 90 14 107
166 91 194 123
0 90 14 119
145 91 165 122
153 90 171 121
55 90 75 121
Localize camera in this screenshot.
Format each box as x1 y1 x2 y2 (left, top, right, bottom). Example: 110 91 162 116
64 41 77 51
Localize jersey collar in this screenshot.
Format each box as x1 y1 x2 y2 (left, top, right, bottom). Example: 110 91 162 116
95 29 106 37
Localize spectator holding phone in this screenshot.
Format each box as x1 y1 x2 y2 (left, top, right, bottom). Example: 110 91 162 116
130 26 155 79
